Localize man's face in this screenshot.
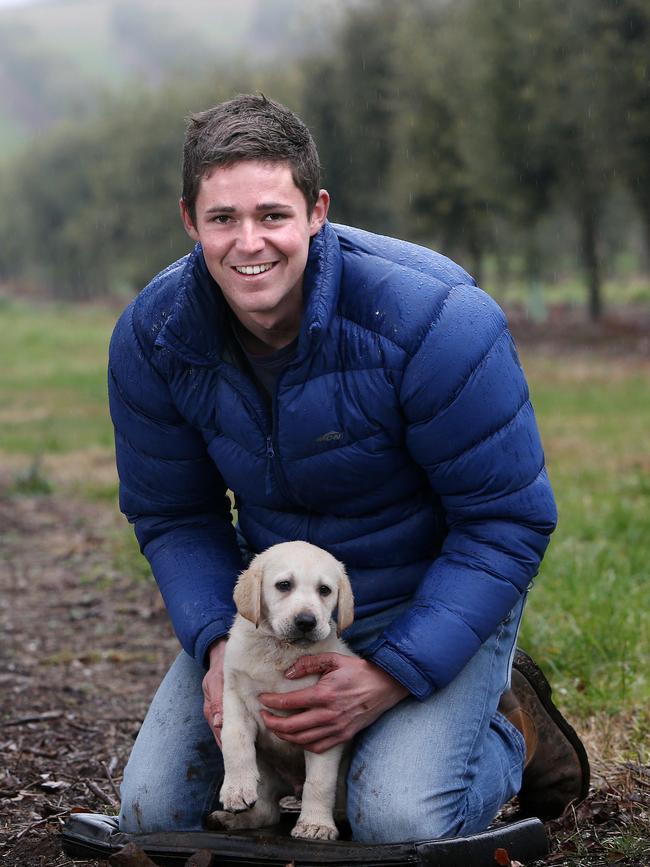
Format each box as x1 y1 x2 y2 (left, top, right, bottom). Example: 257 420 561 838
180 160 329 336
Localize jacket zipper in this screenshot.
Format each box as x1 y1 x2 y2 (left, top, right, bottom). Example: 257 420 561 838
221 350 309 517
265 435 275 497
267 385 303 506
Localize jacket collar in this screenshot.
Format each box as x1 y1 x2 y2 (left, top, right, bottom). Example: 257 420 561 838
155 221 342 367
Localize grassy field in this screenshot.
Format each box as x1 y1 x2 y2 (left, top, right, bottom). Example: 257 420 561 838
1 298 649 734
518 352 650 726
0 298 115 456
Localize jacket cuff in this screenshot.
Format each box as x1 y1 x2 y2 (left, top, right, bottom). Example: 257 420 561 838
194 616 235 669
365 640 435 700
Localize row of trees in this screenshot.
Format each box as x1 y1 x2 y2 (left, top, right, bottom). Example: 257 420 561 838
1 0 649 318
305 0 650 319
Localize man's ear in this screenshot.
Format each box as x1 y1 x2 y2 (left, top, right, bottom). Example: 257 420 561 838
336 565 354 636
308 189 330 237
233 557 264 627
179 198 200 242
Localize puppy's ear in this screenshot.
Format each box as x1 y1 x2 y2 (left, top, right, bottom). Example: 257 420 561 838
233 557 264 627
336 565 355 635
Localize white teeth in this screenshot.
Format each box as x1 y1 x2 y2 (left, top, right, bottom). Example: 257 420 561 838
234 263 274 275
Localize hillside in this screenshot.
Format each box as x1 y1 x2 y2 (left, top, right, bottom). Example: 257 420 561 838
0 0 349 157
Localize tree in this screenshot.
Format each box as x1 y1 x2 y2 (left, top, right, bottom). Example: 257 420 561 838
539 1 614 320
600 1 650 271
391 0 492 279
469 0 558 295
301 0 402 234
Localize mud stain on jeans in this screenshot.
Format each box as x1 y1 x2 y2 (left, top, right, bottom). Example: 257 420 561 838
186 763 200 781
196 740 215 760
132 799 143 832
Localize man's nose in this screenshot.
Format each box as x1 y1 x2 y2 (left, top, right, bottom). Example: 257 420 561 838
236 220 265 255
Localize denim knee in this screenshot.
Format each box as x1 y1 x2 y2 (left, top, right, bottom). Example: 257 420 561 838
119 742 223 834
119 774 172 834
346 760 469 843
346 729 525 843
117 652 224 833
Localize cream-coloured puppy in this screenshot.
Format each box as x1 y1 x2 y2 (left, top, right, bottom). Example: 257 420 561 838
208 541 355 840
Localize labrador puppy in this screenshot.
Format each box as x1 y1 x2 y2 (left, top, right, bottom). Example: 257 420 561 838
207 541 355 840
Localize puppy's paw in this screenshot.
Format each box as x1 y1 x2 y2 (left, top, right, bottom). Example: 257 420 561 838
219 778 258 813
291 819 339 840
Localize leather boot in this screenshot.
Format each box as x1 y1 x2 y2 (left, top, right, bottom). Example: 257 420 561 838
499 649 590 820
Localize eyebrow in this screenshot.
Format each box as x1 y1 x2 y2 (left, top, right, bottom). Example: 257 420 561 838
204 202 295 214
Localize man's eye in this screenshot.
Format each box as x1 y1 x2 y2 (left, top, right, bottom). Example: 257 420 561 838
210 215 232 224
275 580 292 592
264 213 285 222
319 585 332 597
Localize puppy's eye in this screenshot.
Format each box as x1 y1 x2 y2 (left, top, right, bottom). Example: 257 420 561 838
319 585 332 597
275 580 292 592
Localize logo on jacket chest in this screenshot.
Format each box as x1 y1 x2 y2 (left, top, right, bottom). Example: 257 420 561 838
315 430 343 444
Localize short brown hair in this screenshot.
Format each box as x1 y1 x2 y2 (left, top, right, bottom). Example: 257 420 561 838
182 93 321 224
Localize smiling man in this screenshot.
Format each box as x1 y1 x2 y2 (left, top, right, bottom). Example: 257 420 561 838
108 94 589 842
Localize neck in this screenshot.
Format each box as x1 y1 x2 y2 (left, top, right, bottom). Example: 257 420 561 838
233 310 302 355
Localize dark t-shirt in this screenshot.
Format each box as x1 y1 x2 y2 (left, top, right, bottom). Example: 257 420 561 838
232 322 298 405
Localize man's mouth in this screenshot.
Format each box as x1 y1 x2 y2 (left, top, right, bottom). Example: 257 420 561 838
232 262 276 276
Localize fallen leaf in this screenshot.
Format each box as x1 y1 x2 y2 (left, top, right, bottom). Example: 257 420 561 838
494 849 511 866
40 779 70 791
185 850 216 867
109 842 158 866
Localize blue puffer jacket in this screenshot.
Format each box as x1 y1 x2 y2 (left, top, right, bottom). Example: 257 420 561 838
109 221 557 699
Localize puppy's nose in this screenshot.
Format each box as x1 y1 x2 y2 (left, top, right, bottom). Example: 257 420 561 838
294 612 317 633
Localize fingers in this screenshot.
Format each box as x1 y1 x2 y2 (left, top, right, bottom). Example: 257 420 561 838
285 652 343 679
203 697 223 748
304 734 348 754
260 706 337 735
259 684 324 711
259 709 347 752
202 663 224 749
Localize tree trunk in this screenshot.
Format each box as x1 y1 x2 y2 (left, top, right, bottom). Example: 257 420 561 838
525 231 547 322
634 195 650 276
466 230 483 286
578 207 602 321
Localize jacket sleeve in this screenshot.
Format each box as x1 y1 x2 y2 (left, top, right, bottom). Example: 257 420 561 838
365 284 557 698
108 301 243 666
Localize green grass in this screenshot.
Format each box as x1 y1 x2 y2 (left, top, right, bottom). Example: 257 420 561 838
1 299 648 720
520 353 650 718
0 298 115 454
485 271 650 311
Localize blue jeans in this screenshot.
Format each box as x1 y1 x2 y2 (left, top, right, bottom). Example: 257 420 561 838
119 597 526 843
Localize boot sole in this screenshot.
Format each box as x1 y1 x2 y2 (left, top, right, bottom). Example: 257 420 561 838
513 649 591 806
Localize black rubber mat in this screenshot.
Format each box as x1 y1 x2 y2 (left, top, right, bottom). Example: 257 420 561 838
61 812 549 866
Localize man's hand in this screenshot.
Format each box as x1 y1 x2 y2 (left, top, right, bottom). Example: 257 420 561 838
259 653 409 754
202 637 228 748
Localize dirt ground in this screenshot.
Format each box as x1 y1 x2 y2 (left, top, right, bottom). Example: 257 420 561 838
0 493 180 866
1 310 649 866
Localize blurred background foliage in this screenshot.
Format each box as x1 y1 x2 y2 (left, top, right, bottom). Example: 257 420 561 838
0 0 649 319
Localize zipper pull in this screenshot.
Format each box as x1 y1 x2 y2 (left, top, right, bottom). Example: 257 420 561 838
265 436 274 496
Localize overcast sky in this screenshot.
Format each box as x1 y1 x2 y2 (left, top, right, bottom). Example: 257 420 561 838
0 0 55 7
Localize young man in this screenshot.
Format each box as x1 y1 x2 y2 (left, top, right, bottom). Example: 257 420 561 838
108 94 589 842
